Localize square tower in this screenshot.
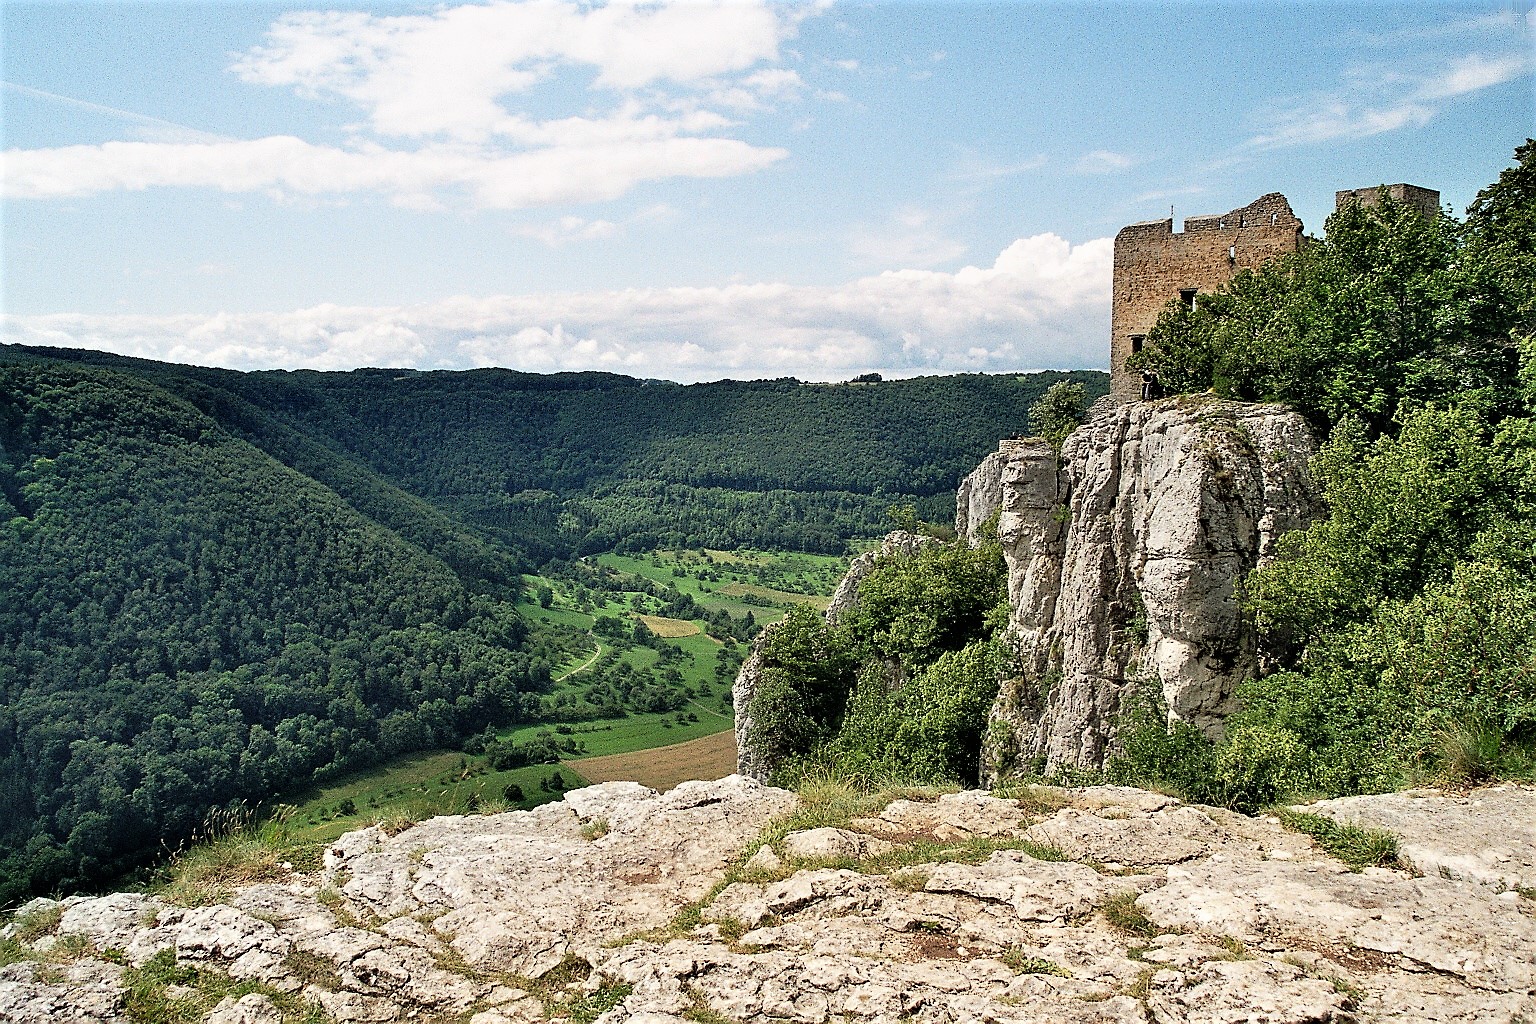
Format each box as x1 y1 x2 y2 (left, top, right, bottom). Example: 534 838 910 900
1335 183 1441 220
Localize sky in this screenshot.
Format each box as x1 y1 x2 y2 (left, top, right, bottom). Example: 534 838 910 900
2 0 1532 382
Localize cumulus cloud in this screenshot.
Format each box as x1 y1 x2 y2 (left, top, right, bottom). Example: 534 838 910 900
230 0 803 139
2 0 815 209
3 234 1113 380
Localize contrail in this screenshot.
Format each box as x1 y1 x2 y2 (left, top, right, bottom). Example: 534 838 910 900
2 81 232 143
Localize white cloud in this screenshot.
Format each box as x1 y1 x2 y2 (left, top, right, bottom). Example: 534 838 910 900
231 0 805 141
513 203 675 245
1247 50 1531 149
1 134 786 208
514 215 621 245
4 0 815 210
704 68 807 111
3 234 1113 380
1417 52 1530 100
1076 150 1134 174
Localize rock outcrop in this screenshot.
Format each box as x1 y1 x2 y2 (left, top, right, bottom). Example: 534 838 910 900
825 531 939 625
4 779 1533 1024
964 397 1317 775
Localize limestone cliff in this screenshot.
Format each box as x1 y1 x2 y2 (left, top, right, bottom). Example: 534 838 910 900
968 397 1317 775
4 778 1533 1024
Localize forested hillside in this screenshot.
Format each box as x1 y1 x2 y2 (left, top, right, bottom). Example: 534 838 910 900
0 351 1094 902
0 348 1104 555
0 363 544 902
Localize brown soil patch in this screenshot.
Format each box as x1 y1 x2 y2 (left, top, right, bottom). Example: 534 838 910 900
564 729 737 791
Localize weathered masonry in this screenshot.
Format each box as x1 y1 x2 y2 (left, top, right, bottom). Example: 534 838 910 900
1335 182 1442 220
1108 184 1441 402
1109 193 1303 401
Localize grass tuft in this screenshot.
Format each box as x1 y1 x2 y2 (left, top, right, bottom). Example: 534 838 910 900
1214 935 1250 960
683 988 738 1024
1000 948 1072 977
1437 721 1504 786
156 804 303 907
1097 891 1165 939
1274 809 1398 871
125 948 330 1024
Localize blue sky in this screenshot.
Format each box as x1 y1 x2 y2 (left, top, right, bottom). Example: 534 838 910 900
2 0 1531 381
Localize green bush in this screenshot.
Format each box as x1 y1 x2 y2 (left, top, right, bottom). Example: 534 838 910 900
752 538 1010 786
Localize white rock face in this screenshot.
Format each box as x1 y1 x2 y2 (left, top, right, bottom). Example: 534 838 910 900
1296 784 1536 892
2 782 1533 1024
962 398 1317 774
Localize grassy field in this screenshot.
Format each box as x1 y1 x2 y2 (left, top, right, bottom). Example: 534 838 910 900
493 709 729 758
279 751 589 846
596 548 845 625
637 613 702 637
716 581 832 610
261 547 847 840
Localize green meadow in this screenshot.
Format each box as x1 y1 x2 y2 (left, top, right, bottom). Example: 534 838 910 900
273 546 848 843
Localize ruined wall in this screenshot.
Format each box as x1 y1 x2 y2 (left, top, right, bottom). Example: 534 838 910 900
1109 193 1304 402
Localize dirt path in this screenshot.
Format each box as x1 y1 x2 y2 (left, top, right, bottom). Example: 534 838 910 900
555 636 604 682
689 698 731 721
563 728 737 791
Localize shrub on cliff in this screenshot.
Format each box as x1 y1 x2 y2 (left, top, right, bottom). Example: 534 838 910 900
746 538 1011 786
1132 140 1535 436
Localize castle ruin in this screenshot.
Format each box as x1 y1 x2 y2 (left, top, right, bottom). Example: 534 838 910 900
1109 184 1440 401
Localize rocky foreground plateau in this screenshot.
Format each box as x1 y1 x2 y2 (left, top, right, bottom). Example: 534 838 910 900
2 776 1533 1024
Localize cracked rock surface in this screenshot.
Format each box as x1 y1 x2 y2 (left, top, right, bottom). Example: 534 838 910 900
1 778 1531 1024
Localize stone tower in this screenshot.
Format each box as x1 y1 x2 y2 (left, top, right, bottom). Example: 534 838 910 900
1335 183 1441 219
1109 193 1304 402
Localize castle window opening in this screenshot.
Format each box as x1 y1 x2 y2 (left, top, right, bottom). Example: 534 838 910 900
1228 244 1236 261
1179 289 1197 308
1131 335 1145 354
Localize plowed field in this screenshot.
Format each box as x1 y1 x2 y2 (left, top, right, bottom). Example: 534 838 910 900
564 728 737 790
